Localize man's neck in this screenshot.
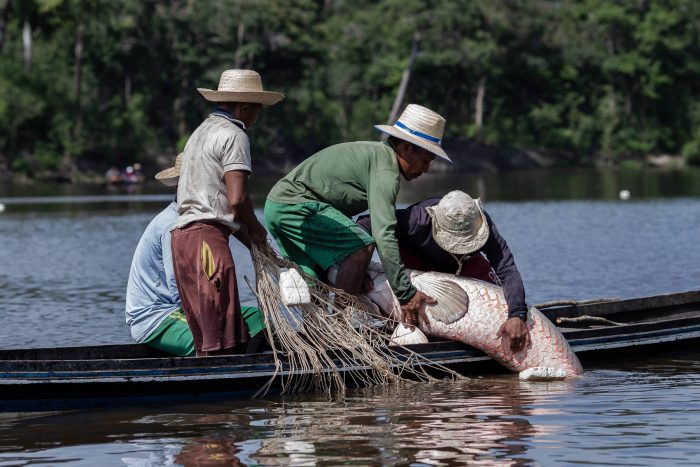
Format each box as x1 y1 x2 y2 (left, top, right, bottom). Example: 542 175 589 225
212 107 247 130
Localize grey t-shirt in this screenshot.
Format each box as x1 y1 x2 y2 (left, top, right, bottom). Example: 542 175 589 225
174 114 251 232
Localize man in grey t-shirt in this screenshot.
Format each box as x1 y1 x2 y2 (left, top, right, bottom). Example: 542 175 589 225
171 69 284 356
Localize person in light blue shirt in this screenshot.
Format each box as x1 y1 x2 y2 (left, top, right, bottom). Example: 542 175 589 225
125 154 196 356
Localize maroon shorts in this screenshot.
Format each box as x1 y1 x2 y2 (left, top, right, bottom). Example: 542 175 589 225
171 222 250 352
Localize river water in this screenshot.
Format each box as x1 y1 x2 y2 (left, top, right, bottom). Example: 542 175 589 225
0 168 699 465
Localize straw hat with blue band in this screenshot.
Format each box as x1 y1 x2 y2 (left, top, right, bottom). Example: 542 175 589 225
375 104 452 162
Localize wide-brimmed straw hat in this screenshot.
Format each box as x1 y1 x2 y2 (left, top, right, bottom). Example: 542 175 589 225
155 153 183 187
375 104 451 162
426 190 489 255
197 69 284 105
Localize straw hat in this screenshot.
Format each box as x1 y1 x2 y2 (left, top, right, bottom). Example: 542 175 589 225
155 153 183 187
375 104 451 162
197 69 284 105
426 190 489 255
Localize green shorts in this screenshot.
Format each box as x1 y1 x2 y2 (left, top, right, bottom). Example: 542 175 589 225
264 199 375 278
144 307 265 357
241 305 265 338
143 309 195 357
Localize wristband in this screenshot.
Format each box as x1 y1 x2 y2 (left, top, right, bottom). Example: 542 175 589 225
509 310 527 322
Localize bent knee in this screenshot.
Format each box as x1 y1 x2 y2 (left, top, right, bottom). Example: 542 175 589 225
339 243 375 266
354 243 375 261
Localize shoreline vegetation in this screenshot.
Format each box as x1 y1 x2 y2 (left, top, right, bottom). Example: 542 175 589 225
2 0 700 185
0 142 690 186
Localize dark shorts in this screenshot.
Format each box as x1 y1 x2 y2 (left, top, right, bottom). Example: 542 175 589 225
171 222 249 353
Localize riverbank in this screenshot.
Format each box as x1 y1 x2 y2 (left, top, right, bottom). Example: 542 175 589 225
0 142 690 185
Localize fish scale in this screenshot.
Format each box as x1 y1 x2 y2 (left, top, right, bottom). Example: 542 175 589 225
364 265 583 378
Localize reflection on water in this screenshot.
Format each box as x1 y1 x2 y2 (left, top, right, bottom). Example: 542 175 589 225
1 354 699 465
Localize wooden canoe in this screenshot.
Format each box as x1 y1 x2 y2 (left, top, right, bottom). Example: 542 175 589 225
2 289 699 413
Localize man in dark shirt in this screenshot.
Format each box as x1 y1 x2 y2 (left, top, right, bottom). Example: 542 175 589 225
357 190 531 352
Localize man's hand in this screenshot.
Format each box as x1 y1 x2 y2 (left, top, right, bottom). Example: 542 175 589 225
400 291 436 330
233 222 268 250
248 220 268 246
496 317 531 353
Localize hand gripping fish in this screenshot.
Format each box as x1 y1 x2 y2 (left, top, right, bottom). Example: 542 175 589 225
360 262 584 380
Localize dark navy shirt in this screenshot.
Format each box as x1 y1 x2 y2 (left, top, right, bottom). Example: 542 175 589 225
357 197 527 317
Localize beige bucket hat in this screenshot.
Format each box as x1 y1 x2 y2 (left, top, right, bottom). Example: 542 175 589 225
155 153 183 187
197 69 284 105
426 190 489 255
375 104 451 162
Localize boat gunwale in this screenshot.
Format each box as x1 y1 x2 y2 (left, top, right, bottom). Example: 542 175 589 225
540 289 700 320
0 289 699 382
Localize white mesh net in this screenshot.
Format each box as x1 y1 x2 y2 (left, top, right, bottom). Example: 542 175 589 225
251 244 463 396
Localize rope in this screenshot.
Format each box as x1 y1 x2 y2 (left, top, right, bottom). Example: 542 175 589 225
534 297 620 309
556 315 624 326
449 252 470 276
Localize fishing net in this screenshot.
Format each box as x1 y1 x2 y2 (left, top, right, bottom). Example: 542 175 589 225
250 244 463 396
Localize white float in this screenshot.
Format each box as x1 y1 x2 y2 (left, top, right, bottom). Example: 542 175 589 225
279 268 311 306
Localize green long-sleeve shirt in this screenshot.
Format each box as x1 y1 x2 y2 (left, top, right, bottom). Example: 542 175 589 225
267 141 416 303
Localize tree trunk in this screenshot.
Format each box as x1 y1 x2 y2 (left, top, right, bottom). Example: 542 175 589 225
74 25 83 99
624 83 632 116
233 21 245 68
607 86 617 116
124 75 131 104
22 20 31 71
66 24 84 180
173 95 187 145
0 0 11 51
605 35 617 117
386 32 420 126
475 76 486 134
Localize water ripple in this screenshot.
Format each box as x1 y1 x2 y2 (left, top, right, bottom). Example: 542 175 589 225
0 363 699 465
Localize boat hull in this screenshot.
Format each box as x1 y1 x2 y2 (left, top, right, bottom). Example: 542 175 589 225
2 290 700 413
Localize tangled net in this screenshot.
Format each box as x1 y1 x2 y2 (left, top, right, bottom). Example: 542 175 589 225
251 244 463 397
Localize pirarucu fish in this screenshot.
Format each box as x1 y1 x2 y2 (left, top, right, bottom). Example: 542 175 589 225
361 263 584 380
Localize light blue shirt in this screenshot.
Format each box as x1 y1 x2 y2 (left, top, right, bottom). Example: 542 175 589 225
125 202 181 342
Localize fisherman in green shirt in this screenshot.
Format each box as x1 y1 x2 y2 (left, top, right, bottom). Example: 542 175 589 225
265 104 451 327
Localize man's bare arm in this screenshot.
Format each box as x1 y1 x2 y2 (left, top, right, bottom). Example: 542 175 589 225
224 170 267 246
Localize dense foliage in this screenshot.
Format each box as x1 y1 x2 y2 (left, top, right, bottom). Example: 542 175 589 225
2 0 700 180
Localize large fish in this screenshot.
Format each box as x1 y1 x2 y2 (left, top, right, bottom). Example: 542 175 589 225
356 262 584 380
